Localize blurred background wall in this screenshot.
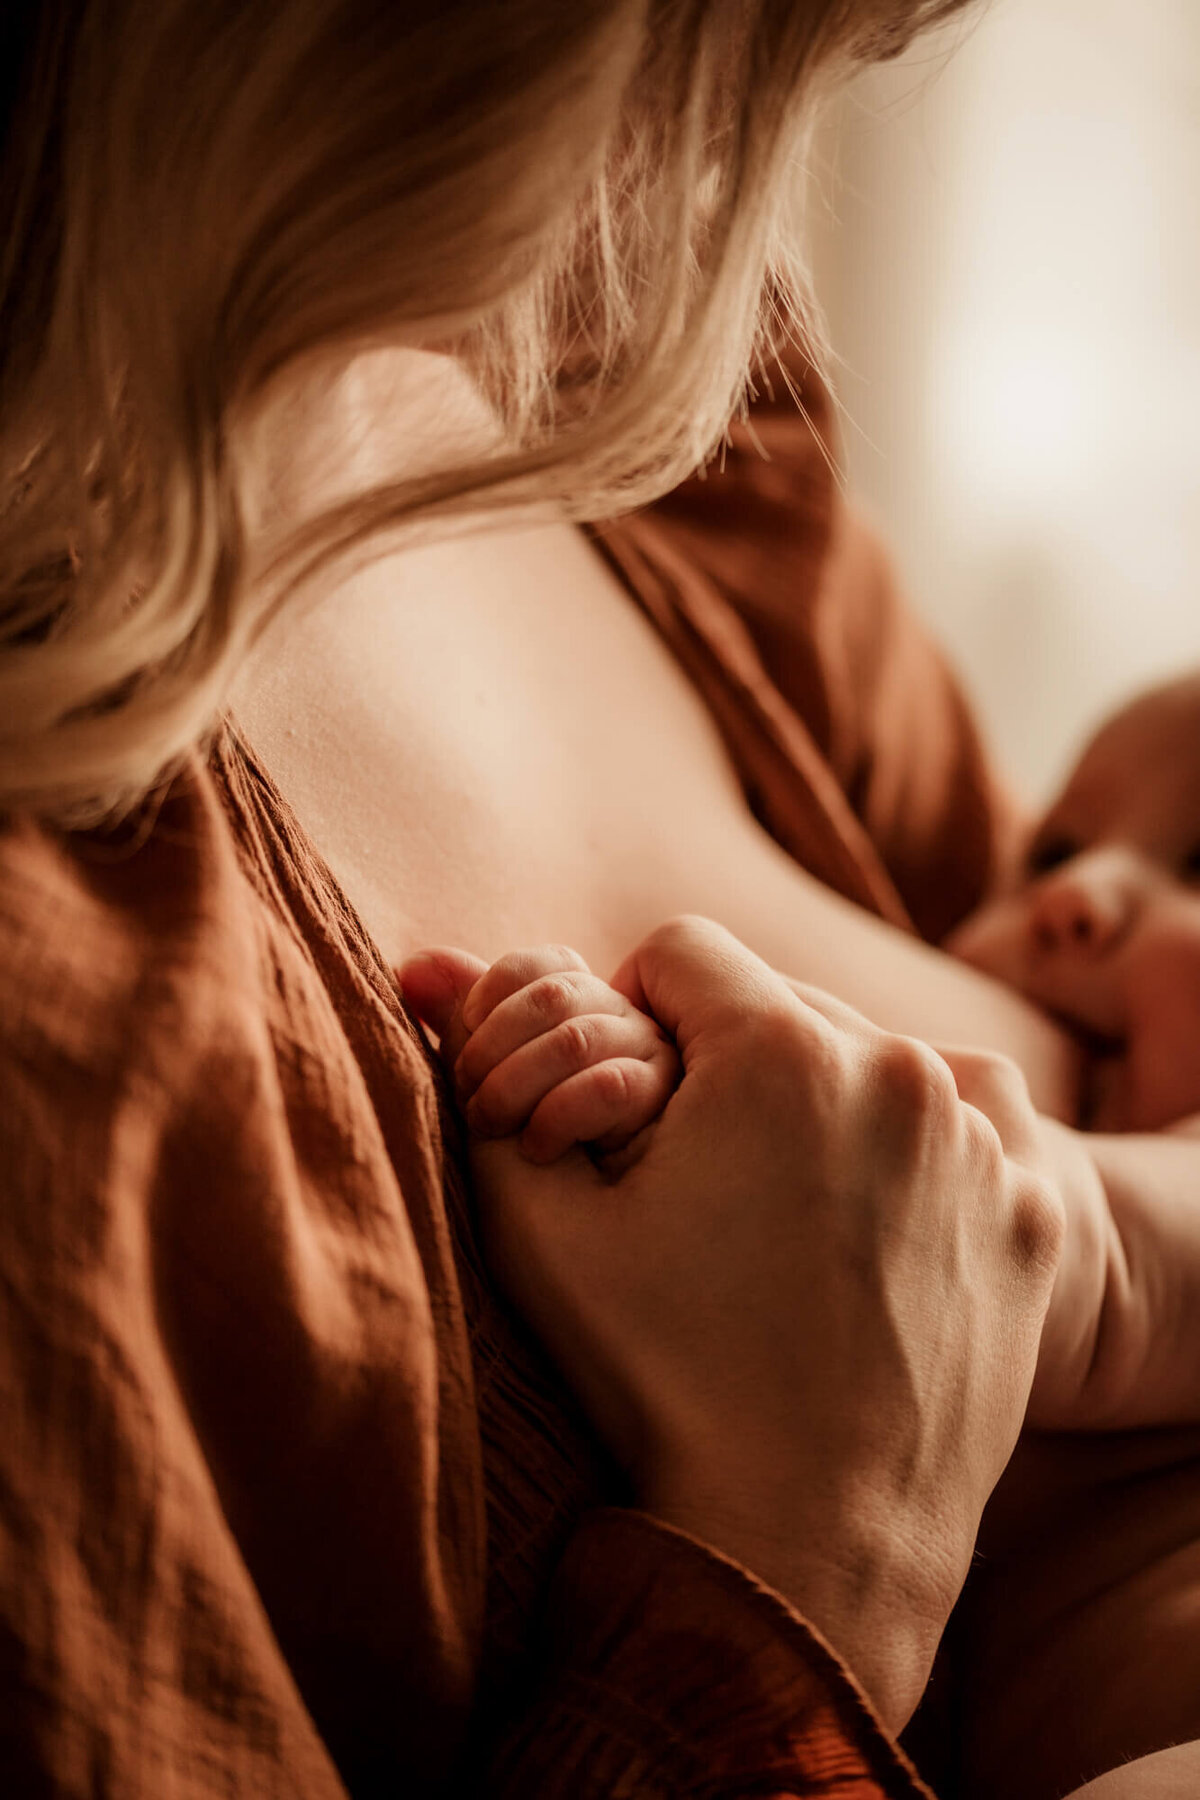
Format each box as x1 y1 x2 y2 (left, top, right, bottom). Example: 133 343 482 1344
810 0 1200 803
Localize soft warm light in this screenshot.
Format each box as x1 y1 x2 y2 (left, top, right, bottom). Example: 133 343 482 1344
816 0 1200 801
937 331 1106 520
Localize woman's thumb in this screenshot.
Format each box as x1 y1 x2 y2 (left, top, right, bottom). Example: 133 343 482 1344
608 915 777 1053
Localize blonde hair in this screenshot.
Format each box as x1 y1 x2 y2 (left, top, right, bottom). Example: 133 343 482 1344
0 0 972 824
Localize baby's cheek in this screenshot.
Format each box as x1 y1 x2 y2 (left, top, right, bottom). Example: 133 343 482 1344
944 897 1031 986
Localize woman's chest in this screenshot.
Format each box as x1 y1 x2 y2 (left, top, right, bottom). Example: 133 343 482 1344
233 519 796 975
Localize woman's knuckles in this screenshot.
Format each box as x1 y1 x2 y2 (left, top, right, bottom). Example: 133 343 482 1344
837 1035 962 1179
953 1047 1028 1102
945 1047 1039 1152
876 1034 960 1123
1006 1169 1066 1279
961 1106 1010 1205
724 1000 848 1100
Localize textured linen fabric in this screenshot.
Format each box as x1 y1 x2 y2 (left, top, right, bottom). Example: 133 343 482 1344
0 366 1001 1797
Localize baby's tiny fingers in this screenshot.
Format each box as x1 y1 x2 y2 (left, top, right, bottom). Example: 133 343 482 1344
461 945 591 1034
467 1012 674 1139
457 970 659 1100
397 947 490 1061
519 1054 679 1165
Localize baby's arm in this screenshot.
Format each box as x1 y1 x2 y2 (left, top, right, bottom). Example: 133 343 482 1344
452 945 681 1167
1035 1120 1200 1430
961 1103 1200 1431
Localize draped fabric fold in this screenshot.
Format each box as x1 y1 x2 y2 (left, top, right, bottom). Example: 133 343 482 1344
0 362 998 1795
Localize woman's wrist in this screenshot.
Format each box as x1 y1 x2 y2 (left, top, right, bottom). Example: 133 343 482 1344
642 1477 955 1733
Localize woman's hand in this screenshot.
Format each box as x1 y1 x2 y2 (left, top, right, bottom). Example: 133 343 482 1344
400 916 1064 1733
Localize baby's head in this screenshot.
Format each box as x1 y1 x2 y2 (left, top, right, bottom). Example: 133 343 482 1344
948 674 1200 1132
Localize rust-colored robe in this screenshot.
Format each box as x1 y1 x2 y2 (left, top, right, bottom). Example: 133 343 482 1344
0 370 1005 1797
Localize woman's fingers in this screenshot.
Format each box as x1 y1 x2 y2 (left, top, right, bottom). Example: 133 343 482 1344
783 976 879 1036
935 1043 1040 1158
608 915 796 1055
468 915 1066 1733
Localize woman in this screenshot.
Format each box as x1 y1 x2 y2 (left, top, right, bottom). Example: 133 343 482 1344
0 3 1194 1796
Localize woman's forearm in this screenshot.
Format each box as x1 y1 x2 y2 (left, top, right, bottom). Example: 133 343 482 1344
763 884 1082 1121
705 845 1083 1122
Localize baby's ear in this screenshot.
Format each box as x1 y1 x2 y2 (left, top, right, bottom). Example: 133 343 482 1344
396 948 489 1064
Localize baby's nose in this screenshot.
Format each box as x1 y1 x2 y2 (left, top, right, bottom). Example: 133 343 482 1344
1028 866 1129 958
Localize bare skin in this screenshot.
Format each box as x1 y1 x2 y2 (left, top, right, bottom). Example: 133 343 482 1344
944 679 1200 1796
1069 1745 1200 1799
402 941 1200 1435
232 351 1200 1798
950 673 1200 1133
402 917 1063 1735
232 354 1078 1115
402 937 1200 1796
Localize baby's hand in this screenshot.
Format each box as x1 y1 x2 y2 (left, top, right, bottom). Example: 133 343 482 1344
451 945 682 1166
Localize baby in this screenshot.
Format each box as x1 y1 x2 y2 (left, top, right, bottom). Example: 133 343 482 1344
401 671 1200 1435
947 670 1200 1137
